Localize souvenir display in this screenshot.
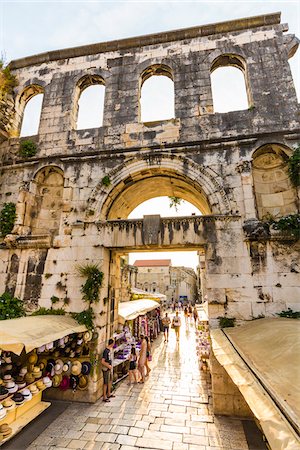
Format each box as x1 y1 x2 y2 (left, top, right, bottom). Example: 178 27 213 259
196 321 210 371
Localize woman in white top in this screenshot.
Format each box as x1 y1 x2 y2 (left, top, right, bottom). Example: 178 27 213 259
172 311 181 341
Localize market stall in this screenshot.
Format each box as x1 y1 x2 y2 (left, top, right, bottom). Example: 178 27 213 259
0 315 90 445
113 299 160 384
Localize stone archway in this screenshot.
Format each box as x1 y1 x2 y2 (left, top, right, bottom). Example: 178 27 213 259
87 153 231 220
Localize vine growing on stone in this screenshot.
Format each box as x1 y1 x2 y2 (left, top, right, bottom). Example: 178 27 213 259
77 263 104 305
0 292 25 320
288 145 300 187
0 202 16 237
169 196 182 212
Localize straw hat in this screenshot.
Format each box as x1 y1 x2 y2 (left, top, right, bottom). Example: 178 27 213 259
3 374 12 382
45 342 54 350
37 345 45 353
28 353 38 365
19 367 27 376
36 380 46 390
42 377 52 388
21 388 32 402
3 399 15 410
7 382 18 394
39 358 48 370
71 361 82 376
33 366 42 378
52 374 62 388
81 361 91 375
78 375 88 391
54 359 64 375
62 361 71 374
69 375 79 390
0 386 9 400
0 424 12 437
25 373 35 384
53 350 60 359
83 331 92 342
3 356 12 364
29 384 39 394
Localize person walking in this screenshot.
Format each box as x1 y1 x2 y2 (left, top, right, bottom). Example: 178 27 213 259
128 346 139 385
162 312 171 342
101 338 115 402
138 335 147 383
184 306 188 324
145 336 152 376
193 305 199 326
172 311 181 341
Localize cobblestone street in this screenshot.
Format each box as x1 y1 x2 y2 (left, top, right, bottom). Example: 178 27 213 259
27 315 250 450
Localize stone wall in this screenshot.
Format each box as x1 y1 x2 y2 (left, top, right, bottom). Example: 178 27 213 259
0 13 299 401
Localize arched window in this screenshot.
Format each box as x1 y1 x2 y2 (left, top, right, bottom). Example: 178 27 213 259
31 167 64 235
19 85 44 136
252 144 297 219
74 75 105 130
140 65 174 122
211 55 250 113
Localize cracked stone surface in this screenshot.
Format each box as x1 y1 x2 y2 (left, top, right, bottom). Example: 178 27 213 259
27 315 249 450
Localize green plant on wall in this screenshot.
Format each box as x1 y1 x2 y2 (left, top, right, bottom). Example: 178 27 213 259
288 145 300 187
31 307 66 316
102 175 111 187
169 196 182 212
269 213 300 239
218 317 236 328
0 292 25 320
0 202 16 237
19 140 37 158
277 308 300 319
0 60 18 97
72 308 95 330
77 263 104 305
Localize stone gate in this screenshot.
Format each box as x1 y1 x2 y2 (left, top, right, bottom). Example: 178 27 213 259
0 12 300 400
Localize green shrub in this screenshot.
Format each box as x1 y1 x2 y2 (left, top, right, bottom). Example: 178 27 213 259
31 307 65 316
72 308 95 330
0 60 18 95
0 202 16 237
0 292 25 320
269 214 300 239
169 196 182 212
77 263 104 305
218 317 236 328
102 176 111 187
288 145 300 187
277 308 300 319
19 140 37 158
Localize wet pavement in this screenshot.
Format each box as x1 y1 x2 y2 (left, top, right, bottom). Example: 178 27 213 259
26 313 251 450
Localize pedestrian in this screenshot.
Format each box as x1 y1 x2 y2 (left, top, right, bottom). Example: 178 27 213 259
138 334 147 383
193 305 198 325
172 302 176 313
128 345 139 385
162 312 171 342
172 311 181 341
184 306 188 323
101 338 115 402
188 303 193 317
145 336 152 376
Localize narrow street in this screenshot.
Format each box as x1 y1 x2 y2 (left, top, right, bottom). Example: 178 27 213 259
26 314 250 450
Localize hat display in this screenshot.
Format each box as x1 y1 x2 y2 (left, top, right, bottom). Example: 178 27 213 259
52 374 62 388
21 388 32 402
29 384 39 395
3 356 12 364
39 358 48 370
3 374 12 383
62 361 71 374
71 361 82 376
3 399 15 411
25 373 35 384
64 336 69 344
59 375 70 391
36 380 45 390
37 345 45 353
78 375 88 390
4 364 12 372
81 362 91 375
45 342 54 350
42 377 52 388
0 386 9 400
54 359 64 375
69 351 75 358
0 424 12 438
0 405 7 420
19 367 27 376
12 392 24 405
28 353 38 365
53 350 60 359
7 382 18 394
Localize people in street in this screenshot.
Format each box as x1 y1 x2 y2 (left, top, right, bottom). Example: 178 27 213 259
138 335 147 383
128 345 139 384
162 312 171 342
188 303 193 317
172 302 176 312
184 306 189 324
101 338 115 402
193 305 198 325
145 336 151 376
172 311 181 341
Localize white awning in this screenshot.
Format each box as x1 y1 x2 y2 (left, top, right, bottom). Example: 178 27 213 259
131 288 166 301
0 315 87 355
119 299 160 321
211 318 300 450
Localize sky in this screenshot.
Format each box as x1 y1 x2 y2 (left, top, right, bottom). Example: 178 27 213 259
1 0 299 270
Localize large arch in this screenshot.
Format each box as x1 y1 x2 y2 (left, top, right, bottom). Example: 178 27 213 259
86 154 231 219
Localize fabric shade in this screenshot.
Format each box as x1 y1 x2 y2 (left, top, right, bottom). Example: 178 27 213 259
131 288 166 301
211 318 300 450
119 299 159 321
0 315 87 355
